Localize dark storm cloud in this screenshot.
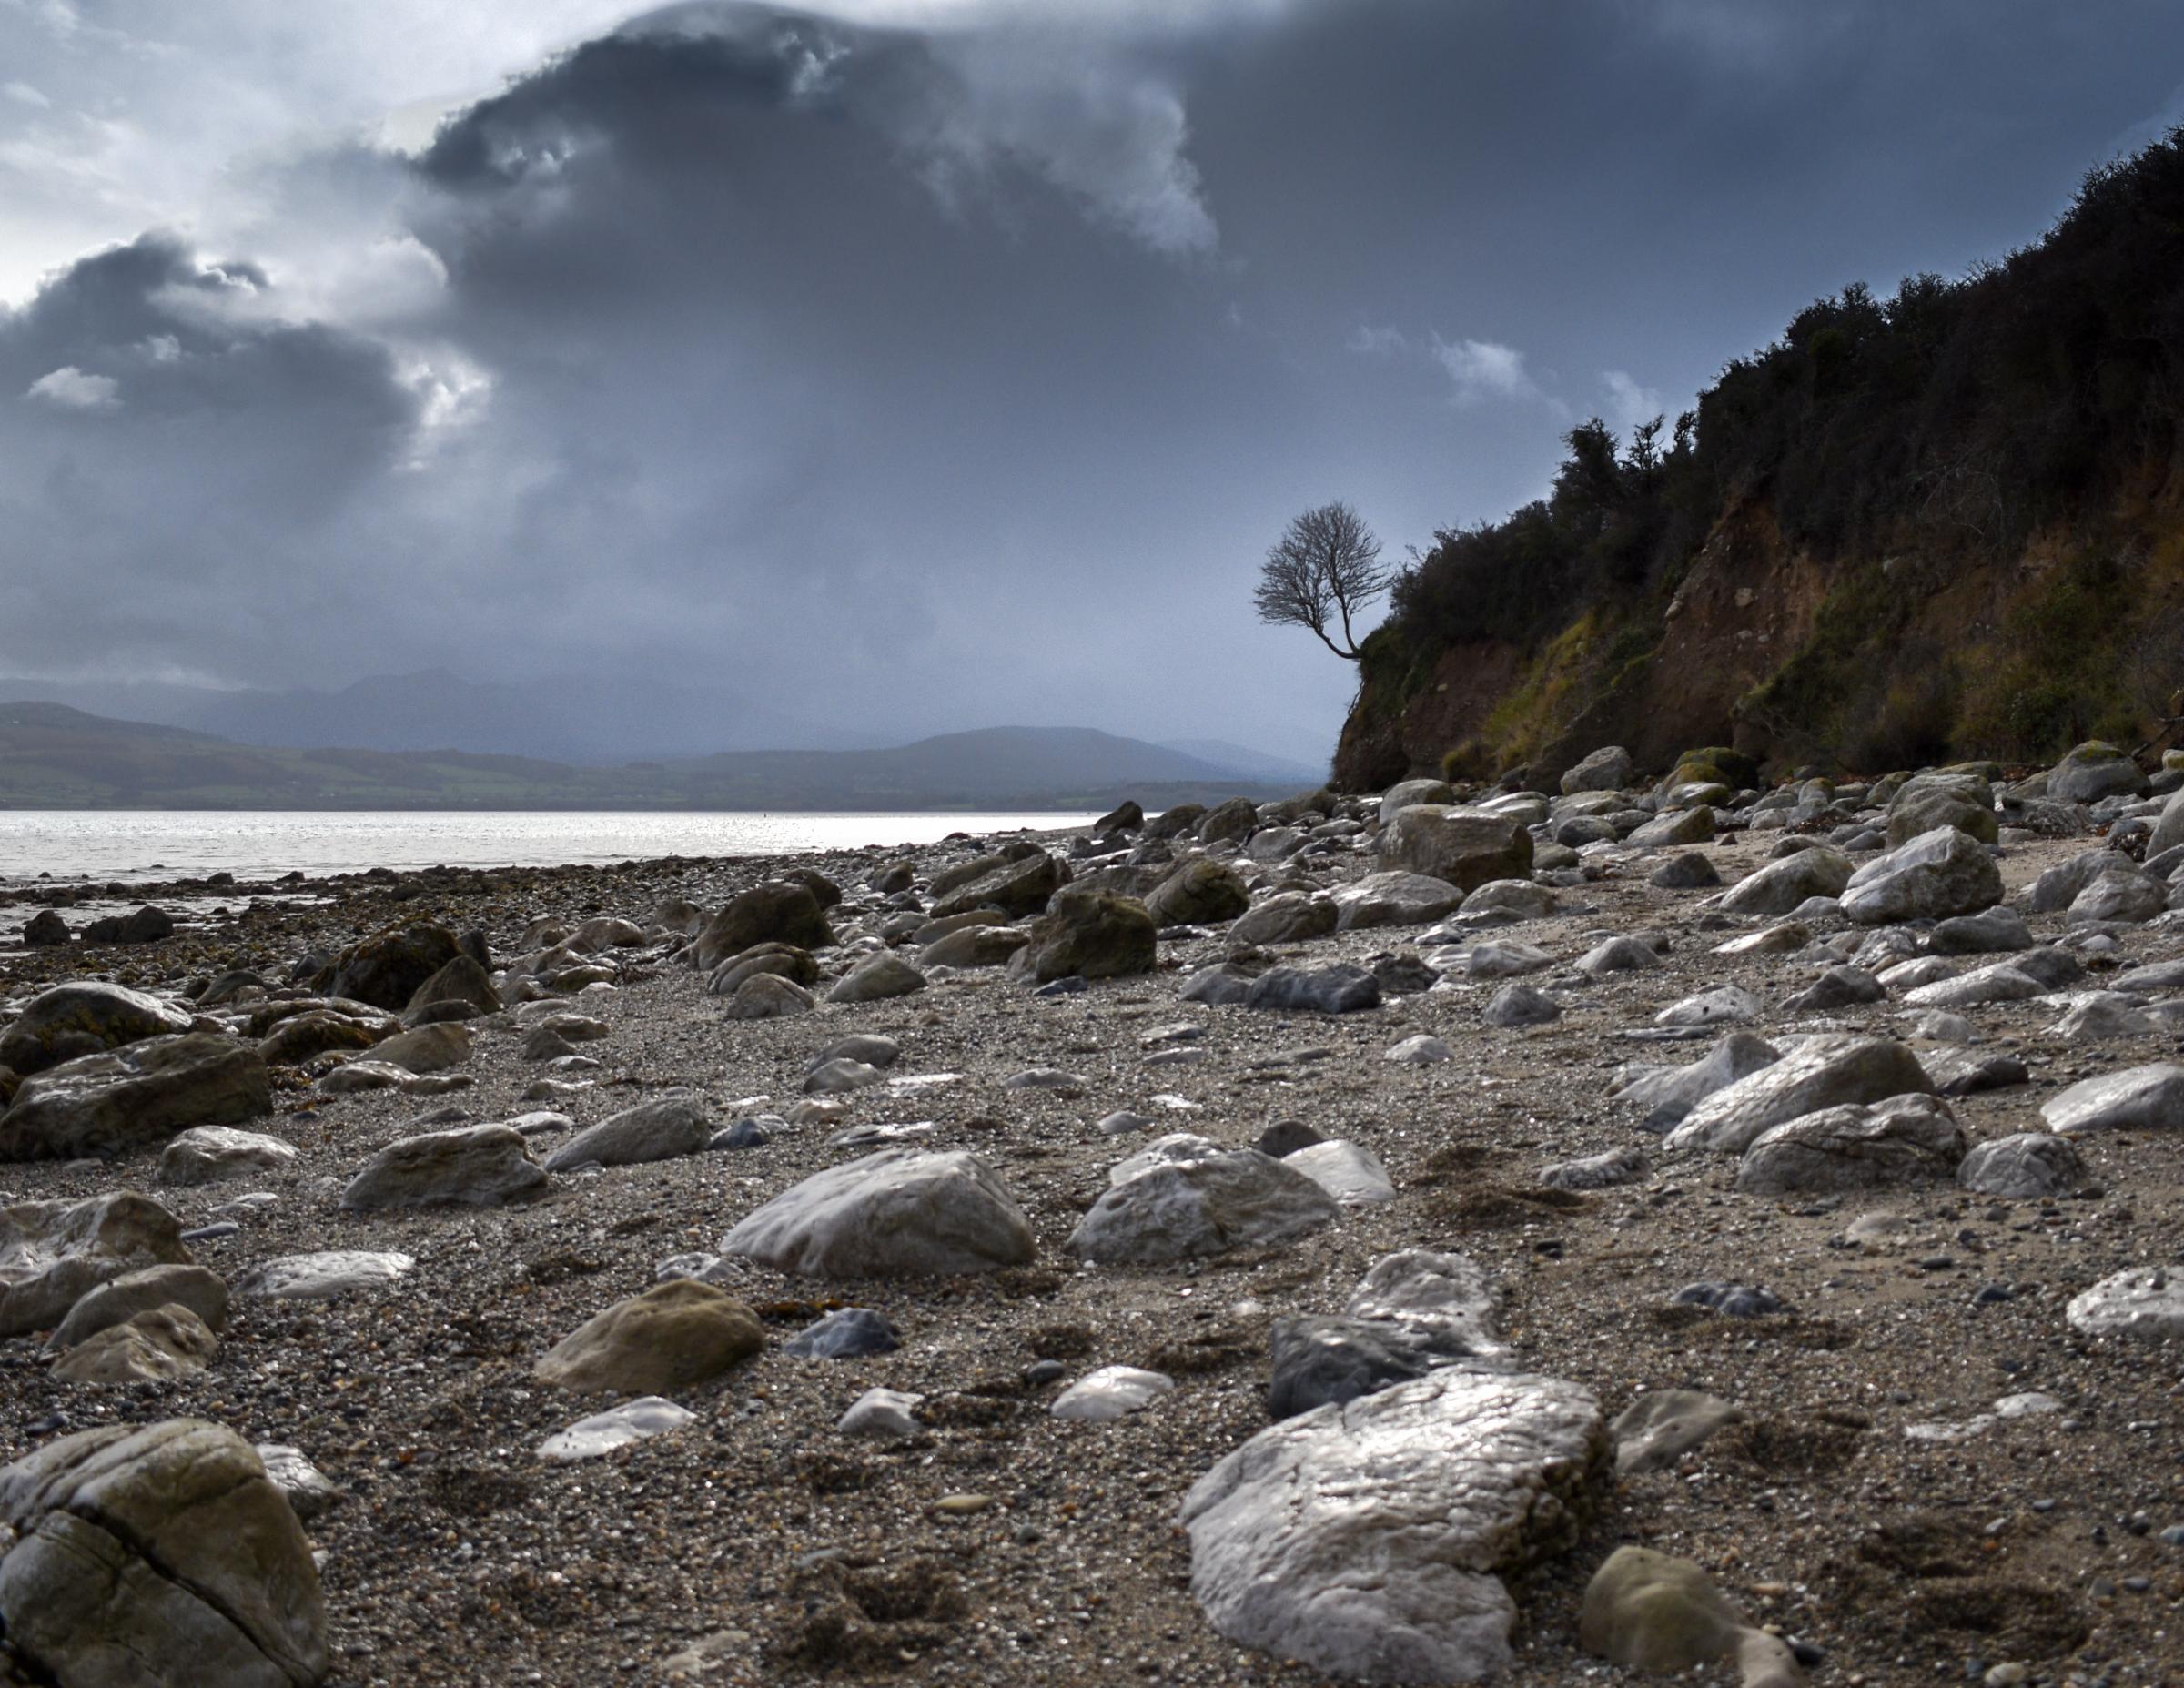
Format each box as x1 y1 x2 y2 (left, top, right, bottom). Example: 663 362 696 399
0 233 422 682
5 0 2184 753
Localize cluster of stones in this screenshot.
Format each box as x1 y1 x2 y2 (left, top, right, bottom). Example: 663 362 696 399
4 733 2184 1683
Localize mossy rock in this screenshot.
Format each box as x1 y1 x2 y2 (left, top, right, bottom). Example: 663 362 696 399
1677 745 1760 788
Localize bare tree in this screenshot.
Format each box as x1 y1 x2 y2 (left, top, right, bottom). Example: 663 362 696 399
1254 501 1391 660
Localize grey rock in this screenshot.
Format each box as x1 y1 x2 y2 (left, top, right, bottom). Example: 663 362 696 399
1671 1282 1782 1318
693 883 833 968
0 1420 328 1688
1227 893 1339 950
2049 741 2145 804
1067 1135 1337 1264
2015 849 2121 915
20 909 67 949
2047 991 2158 1041
1655 986 1761 1027
1178 1370 1608 1685
1267 1315 1486 1420
1378 804 1535 893
1050 1366 1175 1422
1330 871 1464 931
254 1445 341 1522
1921 1047 2029 1097
1611 1390 1744 1475
1927 906 2033 955
1178 965 1254 1006
1281 1138 1396 1206
1648 851 1721 889
1385 1034 1453 1066
1540 1147 1649 1191
803 1058 885 1096
50 1264 229 1351
1575 935 1661 977
2148 784 2184 859
233 1250 413 1300
1145 858 1251 926
157 1126 297 1188
1734 1094 1966 1195
2067 867 2168 925
341 1125 547 1211
1840 826 2002 925
1010 889 1157 983
1378 779 1455 826
0 1192 190 1339
1457 940 1555 978
52 1305 219 1384
1460 880 1559 922
1559 746 1633 793
1664 1036 1935 1155
721 1149 1036 1278
1003 1066 1087 1092
1612 1032 1783 1124
1628 807 1716 849
1717 849 1852 916
0 1034 272 1161
837 1387 925 1440
1957 1133 2088 1198
1886 779 1997 847
783 1308 900 1359
918 924 1030 969
2038 1063 2184 1133
814 1035 902 1070
0 982 193 1076
722 974 817 1020
1242 965 1380 1015
1254 1119 1324 1157
1784 965 1885 1013
826 953 927 1004
367 1020 471 1075
2067 1267 2184 1339
1481 983 1561 1027
1903 963 2046 1008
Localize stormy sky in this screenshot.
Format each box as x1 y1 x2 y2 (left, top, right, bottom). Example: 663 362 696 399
3 0 2180 762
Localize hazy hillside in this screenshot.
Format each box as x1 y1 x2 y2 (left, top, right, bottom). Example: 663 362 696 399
0 706 1300 811
1338 127 2184 788
0 672 862 763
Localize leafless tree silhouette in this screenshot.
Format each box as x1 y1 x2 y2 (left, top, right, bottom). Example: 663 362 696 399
1253 501 1390 660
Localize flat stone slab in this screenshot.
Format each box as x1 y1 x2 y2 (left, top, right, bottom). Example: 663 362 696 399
2067 1268 2184 1339
233 1251 415 1301
1281 1138 1397 1206
1050 1366 1175 1422
1178 1369 1608 1683
2039 1064 2184 1134
537 1397 697 1462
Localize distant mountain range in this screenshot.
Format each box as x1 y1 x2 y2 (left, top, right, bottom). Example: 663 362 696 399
0 703 1321 811
0 670 1323 783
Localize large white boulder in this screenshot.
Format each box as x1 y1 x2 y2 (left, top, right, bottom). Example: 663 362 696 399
1178 1369 1608 1683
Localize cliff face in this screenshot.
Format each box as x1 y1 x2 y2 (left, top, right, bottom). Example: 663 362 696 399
1335 130 2184 789
1337 494 2184 789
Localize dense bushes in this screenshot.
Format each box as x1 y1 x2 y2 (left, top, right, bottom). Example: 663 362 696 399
1379 126 2184 743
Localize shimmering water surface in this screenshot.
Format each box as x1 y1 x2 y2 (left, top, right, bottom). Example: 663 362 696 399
0 811 1099 884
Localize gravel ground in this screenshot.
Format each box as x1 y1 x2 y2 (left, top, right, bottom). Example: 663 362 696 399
0 815 2179 1688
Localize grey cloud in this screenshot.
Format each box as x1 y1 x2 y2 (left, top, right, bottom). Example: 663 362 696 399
5 0 2184 763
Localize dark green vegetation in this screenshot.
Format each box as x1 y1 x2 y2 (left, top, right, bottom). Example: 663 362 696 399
0 704 1293 812
1339 127 2184 788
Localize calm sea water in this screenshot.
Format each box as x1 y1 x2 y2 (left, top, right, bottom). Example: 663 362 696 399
0 811 1099 884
